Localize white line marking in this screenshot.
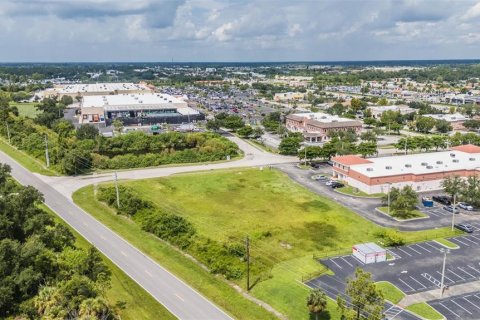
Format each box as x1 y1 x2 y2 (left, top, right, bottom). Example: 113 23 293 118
436 271 455 284
174 293 185 301
415 243 431 253
438 302 461 318
341 257 353 267
424 242 441 251
120 251 127 257
451 299 472 315
409 276 427 289
460 236 478 245
468 234 480 242
398 278 415 291
398 247 413 257
468 265 480 275
100 235 106 240
451 238 470 247
329 258 343 270
407 245 422 254
83 222 88 227
145 269 153 277
448 268 466 281
463 296 480 311
457 267 475 279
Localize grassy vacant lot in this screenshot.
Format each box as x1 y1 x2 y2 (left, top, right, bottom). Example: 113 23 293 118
74 168 458 319
10 102 41 118
39 205 175 320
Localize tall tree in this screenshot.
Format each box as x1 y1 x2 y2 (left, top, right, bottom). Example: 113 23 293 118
306 289 328 320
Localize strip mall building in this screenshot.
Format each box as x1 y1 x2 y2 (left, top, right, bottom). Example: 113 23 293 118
331 145 480 194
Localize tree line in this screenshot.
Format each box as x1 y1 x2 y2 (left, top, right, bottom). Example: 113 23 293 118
0 164 119 319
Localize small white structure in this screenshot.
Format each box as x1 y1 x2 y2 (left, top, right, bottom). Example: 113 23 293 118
352 243 386 264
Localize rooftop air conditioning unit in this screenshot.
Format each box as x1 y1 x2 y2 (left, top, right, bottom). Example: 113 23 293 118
366 168 373 171
450 153 455 157
453 159 459 163
427 165 433 169
436 161 443 164
470 158 476 161
421 162 428 166
386 166 392 170
405 164 412 168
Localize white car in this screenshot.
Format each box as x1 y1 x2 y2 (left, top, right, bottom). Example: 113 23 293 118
325 180 334 186
458 202 474 211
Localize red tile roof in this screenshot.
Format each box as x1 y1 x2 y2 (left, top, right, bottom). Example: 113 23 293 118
451 144 480 154
331 155 373 166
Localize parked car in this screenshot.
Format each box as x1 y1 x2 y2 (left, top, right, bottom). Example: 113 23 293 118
325 180 334 186
443 205 458 214
458 202 474 211
331 182 345 189
454 223 474 233
433 196 452 205
312 175 328 181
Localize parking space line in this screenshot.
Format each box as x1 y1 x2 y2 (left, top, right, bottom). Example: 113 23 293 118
397 247 413 257
329 258 343 270
415 243 432 253
428 211 439 217
424 242 441 251
451 299 472 315
340 257 353 267
436 271 455 284
438 302 461 318
409 276 427 289
467 265 480 275
398 278 415 292
450 238 470 247
448 268 466 281
459 236 479 245
468 234 480 242
474 294 480 300
463 296 480 311
407 245 422 254
457 267 476 279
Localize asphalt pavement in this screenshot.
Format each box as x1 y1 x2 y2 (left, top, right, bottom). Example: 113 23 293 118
0 149 233 320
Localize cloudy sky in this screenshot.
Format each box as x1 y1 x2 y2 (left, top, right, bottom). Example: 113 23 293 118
0 0 479 62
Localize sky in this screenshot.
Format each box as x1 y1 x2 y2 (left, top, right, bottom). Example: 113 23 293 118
0 0 479 62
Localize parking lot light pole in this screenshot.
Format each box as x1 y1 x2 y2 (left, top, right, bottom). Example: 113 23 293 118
440 248 450 297
451 194 456 231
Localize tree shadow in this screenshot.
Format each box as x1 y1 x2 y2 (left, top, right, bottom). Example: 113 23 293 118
298 200 331 212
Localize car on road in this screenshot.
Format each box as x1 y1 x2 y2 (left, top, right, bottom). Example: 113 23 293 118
330 182 345 189
454 223 474 233
443 205 458 214
458 202 474 211
433 195 451 205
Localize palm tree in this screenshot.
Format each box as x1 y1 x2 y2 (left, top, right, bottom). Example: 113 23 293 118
307 289 327 320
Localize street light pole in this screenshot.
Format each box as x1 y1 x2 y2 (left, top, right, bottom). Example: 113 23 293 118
387 183 392 216
439 248 450 297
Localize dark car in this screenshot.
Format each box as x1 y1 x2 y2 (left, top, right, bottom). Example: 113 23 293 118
433 196 452 205
331 182 345 189
454 223 474 233
443 205 458 214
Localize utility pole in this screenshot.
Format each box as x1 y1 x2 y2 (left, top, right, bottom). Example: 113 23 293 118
5 122 11 144
245 236 250 291
387 183 392 216
114 171 120 209
451 194 456 231
44 135 50 168
439 248 450 297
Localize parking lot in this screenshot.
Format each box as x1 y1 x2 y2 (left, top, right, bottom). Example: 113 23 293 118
430 292 480 319
307 233 480 320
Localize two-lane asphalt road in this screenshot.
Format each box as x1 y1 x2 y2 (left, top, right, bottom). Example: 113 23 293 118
0 149 233 320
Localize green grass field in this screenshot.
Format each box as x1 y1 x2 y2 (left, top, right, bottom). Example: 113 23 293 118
39 205 175 320
9 102 41 118
74 168 459 319
337 185 384 198
406 302 444 320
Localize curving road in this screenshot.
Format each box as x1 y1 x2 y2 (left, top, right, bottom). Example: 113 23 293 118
0 134 297 320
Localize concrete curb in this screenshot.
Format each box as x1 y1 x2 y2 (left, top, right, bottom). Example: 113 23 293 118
334 188 383 199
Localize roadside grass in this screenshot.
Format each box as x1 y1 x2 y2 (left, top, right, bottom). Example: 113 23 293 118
406 302 444 320
435 238 460 249
74 168 460 319
9 102 41 118
378 206 427 220
375 281 405 304
72 186 277 320
336 185 384 198
0 138 58 176
38 204 176 320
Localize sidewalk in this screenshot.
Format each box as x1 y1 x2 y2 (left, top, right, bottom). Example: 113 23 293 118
399 279 480 307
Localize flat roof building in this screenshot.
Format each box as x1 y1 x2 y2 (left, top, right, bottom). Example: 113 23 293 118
367 105 415 118
332 144 480 194
80 93 204 126
286 112 362 143
45 82 154 98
